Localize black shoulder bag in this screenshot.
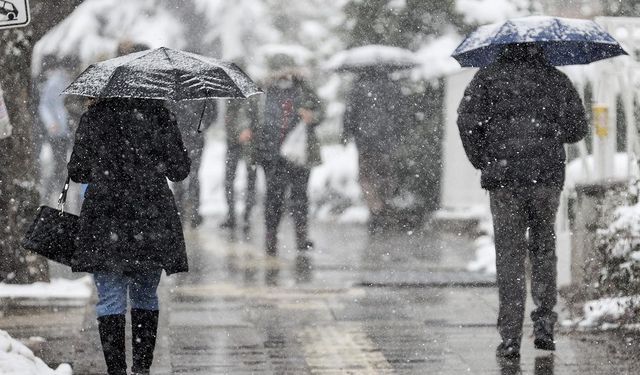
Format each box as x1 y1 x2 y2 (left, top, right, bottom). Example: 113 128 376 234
21 176 79 266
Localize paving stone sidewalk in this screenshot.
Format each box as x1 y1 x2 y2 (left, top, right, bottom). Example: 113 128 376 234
3 220 640 374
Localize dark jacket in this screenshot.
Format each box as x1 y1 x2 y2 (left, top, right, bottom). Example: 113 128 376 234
67 99 191 275
256 73 323 168
343 72 405 154
457 53 588 190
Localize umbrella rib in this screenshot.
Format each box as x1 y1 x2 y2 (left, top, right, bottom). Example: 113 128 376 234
99 65 128 98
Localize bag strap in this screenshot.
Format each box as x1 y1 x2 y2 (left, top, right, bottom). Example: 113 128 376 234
57 176 71 213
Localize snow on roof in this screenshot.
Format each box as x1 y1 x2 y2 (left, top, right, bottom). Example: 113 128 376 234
32 0 186 76
324 45 418 71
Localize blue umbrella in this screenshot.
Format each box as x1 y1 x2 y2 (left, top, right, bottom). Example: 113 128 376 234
452 16 628 67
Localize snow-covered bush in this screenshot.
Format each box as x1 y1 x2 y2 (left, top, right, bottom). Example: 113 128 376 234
596 187 640 298
581 182 640 326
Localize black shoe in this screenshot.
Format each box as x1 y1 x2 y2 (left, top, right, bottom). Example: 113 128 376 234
496 339 521 359
266 231 277 256
297 240 314 251
97 314 127 375
131 309 159 374
534 320 556 351
242 222 251 238
219 216 236 229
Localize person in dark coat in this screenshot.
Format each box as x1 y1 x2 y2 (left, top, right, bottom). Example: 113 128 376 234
256 55 323 256
68 98 191 375
342 68 403 233
220 95 260 235
457 44 588 358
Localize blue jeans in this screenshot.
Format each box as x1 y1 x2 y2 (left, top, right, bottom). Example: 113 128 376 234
94 271 162 317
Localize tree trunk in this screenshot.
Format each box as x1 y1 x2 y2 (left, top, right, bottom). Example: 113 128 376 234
0 0 84 284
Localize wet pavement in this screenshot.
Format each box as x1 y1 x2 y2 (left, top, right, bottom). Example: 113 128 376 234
3 218 640 374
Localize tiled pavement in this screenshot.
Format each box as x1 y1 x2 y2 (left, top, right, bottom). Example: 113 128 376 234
3 220 640 374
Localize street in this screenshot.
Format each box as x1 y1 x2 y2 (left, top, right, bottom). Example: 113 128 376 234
7 217 639 374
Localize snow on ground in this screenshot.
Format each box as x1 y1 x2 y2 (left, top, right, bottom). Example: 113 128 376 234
576 296 639 328
436 205 496 275
433 204 488 221
466 233 496 275
0 276 92 300
0 330 72 375
199 136 366 223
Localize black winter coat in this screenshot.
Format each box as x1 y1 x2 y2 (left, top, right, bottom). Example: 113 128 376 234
67 99 191 275
343 73 405 154
256 75 323 167
457 57 588 190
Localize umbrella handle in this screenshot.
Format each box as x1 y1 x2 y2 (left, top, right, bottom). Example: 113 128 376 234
197 102 206 133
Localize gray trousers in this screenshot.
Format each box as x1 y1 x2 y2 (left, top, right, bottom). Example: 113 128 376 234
489 185 560 342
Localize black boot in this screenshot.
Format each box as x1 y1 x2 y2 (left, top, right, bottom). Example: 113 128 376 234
266 230 277 256
496 338 521 359
131 309 159 375
533 319 556 351
219 215 236 230
97 314 127 375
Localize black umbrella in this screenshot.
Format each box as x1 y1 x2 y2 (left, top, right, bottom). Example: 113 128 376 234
63 47 262 131
63 47 262 100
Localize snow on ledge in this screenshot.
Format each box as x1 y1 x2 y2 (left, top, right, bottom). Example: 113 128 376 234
0 329 72 375
0 276 93 300
577 296 639 328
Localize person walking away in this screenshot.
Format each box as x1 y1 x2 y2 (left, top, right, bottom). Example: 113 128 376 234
168 100 217 227
457 44 587 358
67 98 191 375
219 95 260 235
256 55 323 256
342 68 403 233
38 59 73 203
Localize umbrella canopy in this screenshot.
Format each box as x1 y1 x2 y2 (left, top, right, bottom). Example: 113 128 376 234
452 16 628 67
63 47 262 100
325 45 418 72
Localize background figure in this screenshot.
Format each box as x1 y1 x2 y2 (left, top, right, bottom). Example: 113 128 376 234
68 98 191 375
342 68 405 233
37 57 73 203
457 44 588 359
220 96 260 235
167 100 217 227
256 55 323 256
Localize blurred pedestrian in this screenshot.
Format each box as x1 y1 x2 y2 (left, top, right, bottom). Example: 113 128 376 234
342 68 404 233
37 56 73 203
256 54 323 256
457 44 587 358
68 98 191 375
168 100 216 227
219 94 260 236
